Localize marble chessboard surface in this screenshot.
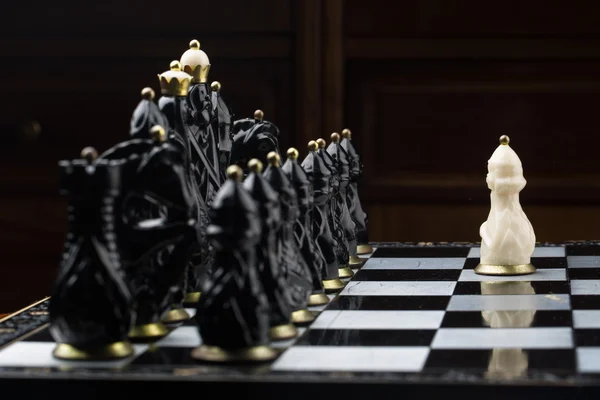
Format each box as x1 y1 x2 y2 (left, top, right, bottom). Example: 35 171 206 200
3 242 600 398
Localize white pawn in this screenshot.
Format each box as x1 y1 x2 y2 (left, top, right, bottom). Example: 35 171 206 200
475 135 536 276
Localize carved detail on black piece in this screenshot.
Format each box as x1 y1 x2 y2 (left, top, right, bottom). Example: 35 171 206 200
97 126 198 339
210 81 235 181
158 61 215 303
243 159 297 341
49 149 134 355
301 141 339 282
281 148 326 296
326 133 358 264
341 128 369 250
262 152 313 312
183 50 221 202
230 110 281 175
193 165 277 362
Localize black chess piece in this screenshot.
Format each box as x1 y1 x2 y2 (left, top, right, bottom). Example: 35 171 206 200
341 128 372 255
180 39 222 203
129 87 169 139
98 126 199 341
282 148 340 304
229 110 281 174
158 60 215 308
243 159 299 341
192 165 277 363
301 140 347 293
210 81 235 181
49 147 135 360
263 152 316 325
327 133 365 269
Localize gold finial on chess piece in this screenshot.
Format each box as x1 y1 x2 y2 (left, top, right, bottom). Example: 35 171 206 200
500 135 510 146
308 141 318 152
150 125 167 143
180 38 211 83
341 129 352 139
330 132 340 143
254 109 264 121
80 147 98 163
267 151 280 166
248 158 263 173
226 165 243 181
170 60 181 71
316 138 326 148
287 147 299 160
210 81 221 92
141 87 155 101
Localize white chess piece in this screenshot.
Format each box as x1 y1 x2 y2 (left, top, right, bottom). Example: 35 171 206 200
475 135 536 275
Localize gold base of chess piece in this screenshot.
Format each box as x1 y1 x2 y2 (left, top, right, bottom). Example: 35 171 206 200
291 308 316 325
161 308 191 324
184 291 201 303
308 293 330 306
338 266 354 278
269 323 299 341
191 344 279 363
348 256 365 268
128 322 170 341
322 278 345 293
474 263 536 276
53 341 134 361
357 244 373 255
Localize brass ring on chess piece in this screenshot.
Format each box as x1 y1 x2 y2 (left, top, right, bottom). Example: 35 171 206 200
191 345 279 363
308 293 330 306
474 263 536 276
128 322 170 341
349 255 366 268
161 308 191 325
291 308 316 325
53 341 134 361
357 244 374 255
322 278 345 293
269 323 299 341
184 292 201 303
338 266 354 278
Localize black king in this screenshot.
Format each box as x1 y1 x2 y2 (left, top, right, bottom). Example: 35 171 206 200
180 39 228 204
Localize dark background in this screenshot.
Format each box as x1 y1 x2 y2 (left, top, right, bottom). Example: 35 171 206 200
2 0 600 312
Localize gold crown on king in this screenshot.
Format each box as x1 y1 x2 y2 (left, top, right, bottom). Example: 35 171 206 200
180 39 211 83
158 60 192 96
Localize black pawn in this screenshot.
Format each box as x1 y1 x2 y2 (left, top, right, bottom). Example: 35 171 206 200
301 141 347 294
49 147 134 360
192 165 277 363
129 87 170 139
282 148 340 304
243 158 299 341
327 133 365 269
263 152 315 325
341 128 372 256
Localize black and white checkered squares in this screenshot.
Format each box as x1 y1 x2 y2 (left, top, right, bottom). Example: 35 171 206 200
273 245 577 375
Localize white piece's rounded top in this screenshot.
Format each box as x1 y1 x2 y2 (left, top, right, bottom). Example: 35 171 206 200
180 40 210 68
486 137 526 194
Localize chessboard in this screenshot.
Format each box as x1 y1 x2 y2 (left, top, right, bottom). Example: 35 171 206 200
3 241 600 399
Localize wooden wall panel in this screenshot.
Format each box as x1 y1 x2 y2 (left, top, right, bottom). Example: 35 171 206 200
344 0 600 37
341 1 600 245
347 60 600 204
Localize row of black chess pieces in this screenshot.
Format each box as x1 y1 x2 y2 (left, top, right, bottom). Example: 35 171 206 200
46 39 371 363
